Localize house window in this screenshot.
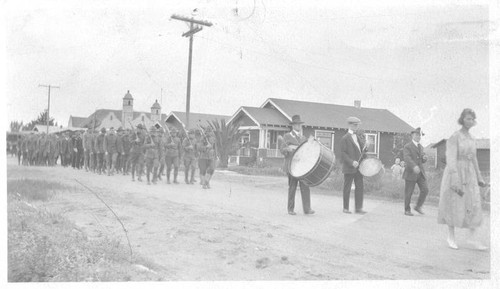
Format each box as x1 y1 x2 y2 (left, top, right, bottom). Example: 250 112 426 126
315 130 334 150
365 133 378 154
266 130 286 149
128 100 131 106
240 133 250 145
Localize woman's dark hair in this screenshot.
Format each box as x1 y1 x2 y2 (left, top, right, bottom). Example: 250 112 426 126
458 108 476 125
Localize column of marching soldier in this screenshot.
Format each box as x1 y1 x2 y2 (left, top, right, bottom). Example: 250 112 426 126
16 123 218 189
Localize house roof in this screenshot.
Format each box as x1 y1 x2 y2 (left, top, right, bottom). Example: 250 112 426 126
123 90 133 99
263 98 414 133
167 111 232 129
33 125 61 134
79 109 167 128
230 106 290 126
69 116 88 128
431 138 490 149
151 100 161 109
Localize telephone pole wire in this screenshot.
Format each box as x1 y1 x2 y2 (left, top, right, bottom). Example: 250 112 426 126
39 84 60 134
171 12 212 129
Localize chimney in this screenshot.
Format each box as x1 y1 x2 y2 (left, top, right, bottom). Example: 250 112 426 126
354 100 361 109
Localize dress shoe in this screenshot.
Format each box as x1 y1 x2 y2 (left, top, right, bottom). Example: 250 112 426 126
404 211 414 216
447 238 458 250
343 209 352 214
414 206 425 215
355 209 367 215
304 210 315 215
288 211 297 215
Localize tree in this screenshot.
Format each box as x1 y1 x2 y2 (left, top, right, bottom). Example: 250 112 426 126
9 121 23 132
207 119 246 168
392 133 412 160
23 110 56 131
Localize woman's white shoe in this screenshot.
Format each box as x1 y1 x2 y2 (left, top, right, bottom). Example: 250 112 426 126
447 238 458 250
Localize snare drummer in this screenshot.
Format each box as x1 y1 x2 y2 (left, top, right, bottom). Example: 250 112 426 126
280 115 315 216
340 116 367 214
403 127 429 216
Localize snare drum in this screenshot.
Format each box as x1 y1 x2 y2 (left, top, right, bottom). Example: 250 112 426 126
289 138 335 187
359 158 383 177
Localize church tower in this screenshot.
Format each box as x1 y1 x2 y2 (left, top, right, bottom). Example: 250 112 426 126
150 99 161 123
122 90 134 128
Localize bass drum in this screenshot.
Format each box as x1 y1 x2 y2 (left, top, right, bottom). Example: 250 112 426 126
289 138 335 187
359 158 383 177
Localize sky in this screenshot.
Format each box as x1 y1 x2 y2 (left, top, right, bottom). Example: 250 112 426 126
3 0 494 145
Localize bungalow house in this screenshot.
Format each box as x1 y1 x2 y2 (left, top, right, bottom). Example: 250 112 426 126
431 138 490 173
228 98 414 167
165 111 232 130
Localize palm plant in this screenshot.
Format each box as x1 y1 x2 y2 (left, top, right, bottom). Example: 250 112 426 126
207 119 245 168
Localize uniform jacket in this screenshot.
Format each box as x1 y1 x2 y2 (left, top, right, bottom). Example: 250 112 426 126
104 133 118 154
339 131 367 174
165 136 181 157
128 131 145 154
402 141 427 181
95 133 106 154
280 130 307 174
182 138 196 159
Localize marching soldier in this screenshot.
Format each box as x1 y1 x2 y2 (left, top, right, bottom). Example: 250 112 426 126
195 127 216 189
62 132 72 167
48 133 59 166
182 129 197 184
165 127 181 184
144 126 160 185
95 128 106 174
116 127 125 173
128 124 145 182
156 127 166 181
122 129 132 175
89 129 97 172
83 129 92 171
104 127 119 176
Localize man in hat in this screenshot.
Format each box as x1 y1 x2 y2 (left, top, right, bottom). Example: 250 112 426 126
95 128 107 174
165 127 181 184
402 127 429 216
104 127 119 176
280 115 315 215
83 129 92 171
144 126 160 185
128 124 146 182
115 127 125 174
340 116 367 214
182 129 197 184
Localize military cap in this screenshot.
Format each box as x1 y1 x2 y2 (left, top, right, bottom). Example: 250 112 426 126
347 116 361 124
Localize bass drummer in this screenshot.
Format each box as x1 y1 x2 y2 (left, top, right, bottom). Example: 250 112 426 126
340 116 368 214
280 115 315 216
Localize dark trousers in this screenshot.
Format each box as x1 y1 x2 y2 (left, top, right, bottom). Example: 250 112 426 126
343 171 364 210
404 174 429 212
287 174 311 213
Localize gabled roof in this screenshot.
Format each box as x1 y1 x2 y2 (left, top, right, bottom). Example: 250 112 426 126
33 125 61 134
79 109 167 128
167 111 232 129
263 98 414 133
68 116 88 128
229 106 290 126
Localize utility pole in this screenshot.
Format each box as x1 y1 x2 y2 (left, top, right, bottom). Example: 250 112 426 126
171 13 212 129
39 84 60 134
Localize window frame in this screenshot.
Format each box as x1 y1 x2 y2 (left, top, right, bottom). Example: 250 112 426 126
314 130 335 150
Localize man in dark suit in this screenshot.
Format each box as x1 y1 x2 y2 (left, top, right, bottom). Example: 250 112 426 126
403 127 429 216
340 116 367 214
280 115 315 216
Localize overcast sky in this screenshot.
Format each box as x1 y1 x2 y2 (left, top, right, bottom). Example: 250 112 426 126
4 0 493 145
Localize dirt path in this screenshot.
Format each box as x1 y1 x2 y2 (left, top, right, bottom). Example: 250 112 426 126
7 158 490 280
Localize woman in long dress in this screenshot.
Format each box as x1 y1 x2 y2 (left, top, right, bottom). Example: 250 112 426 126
437 108 488 250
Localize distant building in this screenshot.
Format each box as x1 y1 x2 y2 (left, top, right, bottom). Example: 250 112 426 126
165 111 231 130
75 90 167 130
431 138 490 173
228 98 414 167
67 116 87 128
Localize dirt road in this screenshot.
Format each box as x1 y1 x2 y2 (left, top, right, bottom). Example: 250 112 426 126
7 158 490 280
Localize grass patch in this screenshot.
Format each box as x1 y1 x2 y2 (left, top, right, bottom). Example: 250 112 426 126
7 179 166 282
7 179 69 202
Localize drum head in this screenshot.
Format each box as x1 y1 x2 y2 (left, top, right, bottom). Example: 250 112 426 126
290 140 321 178
359 158 383 177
